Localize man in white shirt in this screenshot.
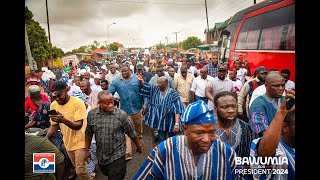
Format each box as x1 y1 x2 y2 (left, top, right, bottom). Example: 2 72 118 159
234 60 250 84
190 67 214 104
228 70 243 95
280 69 295 92
105 64 121 84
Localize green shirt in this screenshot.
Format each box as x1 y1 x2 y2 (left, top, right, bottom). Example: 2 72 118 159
25 134 64 180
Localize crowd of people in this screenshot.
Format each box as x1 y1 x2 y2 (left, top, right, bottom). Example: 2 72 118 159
25 53 295 180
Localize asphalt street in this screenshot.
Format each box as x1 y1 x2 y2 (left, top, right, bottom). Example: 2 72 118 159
94 124 158 180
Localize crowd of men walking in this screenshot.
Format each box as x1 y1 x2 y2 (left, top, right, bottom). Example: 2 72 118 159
25 53 295 180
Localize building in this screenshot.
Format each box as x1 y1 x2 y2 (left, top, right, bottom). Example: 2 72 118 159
204 18 231 44
91 49 108 61
62 53 91 66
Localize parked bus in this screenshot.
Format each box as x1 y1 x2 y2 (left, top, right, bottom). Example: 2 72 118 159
218 0 295 80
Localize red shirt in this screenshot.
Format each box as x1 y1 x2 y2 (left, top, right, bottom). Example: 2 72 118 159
25 94 50 115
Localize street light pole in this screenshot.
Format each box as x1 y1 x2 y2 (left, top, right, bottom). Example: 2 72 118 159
107 22 116 53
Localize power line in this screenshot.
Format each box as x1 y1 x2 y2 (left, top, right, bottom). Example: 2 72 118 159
209 1 252 23
204 0 248 20
170 1 251 37
98 0 204 5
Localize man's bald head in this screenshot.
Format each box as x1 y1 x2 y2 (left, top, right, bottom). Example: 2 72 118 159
265 71 286 98
265 71 284 85
200 67 208 79
158 76 168 84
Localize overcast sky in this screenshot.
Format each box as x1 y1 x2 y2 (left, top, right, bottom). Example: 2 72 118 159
25 0 262 52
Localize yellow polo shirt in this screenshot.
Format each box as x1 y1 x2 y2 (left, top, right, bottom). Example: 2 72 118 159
50 96 87 151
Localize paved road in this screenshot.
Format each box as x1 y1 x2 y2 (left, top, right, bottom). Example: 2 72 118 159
94 124 158 180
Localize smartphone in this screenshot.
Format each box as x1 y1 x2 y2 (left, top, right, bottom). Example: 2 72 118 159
48 109 58 115
286 98 295 110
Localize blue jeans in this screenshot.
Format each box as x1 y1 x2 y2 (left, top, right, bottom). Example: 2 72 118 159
195 95 208 104
158 130 175 142
49 131 72 168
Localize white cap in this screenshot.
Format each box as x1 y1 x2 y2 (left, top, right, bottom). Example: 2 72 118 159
28 85 40 94
80 69 87 75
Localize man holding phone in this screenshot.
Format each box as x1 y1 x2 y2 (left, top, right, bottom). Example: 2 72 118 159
46 81 93 180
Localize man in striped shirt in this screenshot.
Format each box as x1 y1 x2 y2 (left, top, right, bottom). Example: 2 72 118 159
250 89 295 179
134 100 238 180
206 64 235 109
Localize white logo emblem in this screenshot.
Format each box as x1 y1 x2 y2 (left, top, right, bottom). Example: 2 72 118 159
39 158 49 168
206 112 211 120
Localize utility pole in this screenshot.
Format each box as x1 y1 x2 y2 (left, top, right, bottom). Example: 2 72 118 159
205 0 211 53
45 0 53 67
172 31 180 53
165 36 169 45
25 24 37 72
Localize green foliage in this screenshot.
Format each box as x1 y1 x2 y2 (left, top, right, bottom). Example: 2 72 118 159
26 20 50 64
180 36 202 50
25 6 65 68
65 45 91 56
25 6 33 22
52 46 64 59
166 43 178 48
109 42 122 51
155 43 166 50
99 45 106 49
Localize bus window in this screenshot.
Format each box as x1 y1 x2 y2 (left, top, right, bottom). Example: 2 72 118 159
236 4 295 51
221 0 295 81
219 21 240 62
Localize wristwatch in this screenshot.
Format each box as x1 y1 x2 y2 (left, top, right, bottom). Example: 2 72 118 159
174 123 179 126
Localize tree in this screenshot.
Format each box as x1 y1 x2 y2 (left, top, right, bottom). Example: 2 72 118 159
155 43 166 51
52 46 65 59
25 19 50 67
180 36 202 50
25 6 65 69
166 43 178 48
109 42 122 51
89 40 100 52
99 45 106 49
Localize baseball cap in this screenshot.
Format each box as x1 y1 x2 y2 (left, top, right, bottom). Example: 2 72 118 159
137 64 144 70
50 81 67 96
28 85 40 94
256 66 268 74
218 64 227 71
181 100 216 125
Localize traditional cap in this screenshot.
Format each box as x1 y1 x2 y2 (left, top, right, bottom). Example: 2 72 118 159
50 81 67 96
28 85 40 94
80 69 87 75
181 100 216 125
256 66 268 74
93 74 100 79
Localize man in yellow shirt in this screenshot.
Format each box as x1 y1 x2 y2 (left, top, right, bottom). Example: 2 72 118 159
46 81 93 180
